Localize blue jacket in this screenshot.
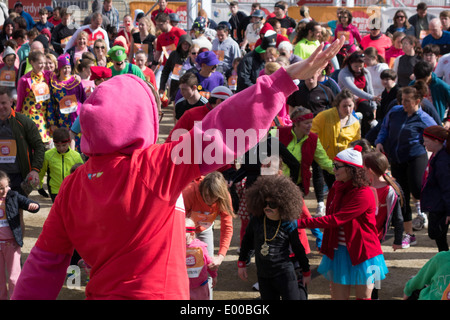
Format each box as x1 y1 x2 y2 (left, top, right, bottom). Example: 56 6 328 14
375 105 437 164
421 145 450 215
20 11 35 30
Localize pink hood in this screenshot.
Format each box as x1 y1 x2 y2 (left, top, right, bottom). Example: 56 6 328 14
80 74 159 156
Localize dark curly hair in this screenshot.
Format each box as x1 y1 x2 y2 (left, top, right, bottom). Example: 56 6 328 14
245 174 303 221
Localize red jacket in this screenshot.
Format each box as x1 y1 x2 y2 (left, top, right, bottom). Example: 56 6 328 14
298 180 383 266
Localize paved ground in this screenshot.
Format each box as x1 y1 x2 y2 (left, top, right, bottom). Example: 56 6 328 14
20 104 443 300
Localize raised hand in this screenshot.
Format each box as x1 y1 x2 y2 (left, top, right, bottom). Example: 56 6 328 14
285 36 345 80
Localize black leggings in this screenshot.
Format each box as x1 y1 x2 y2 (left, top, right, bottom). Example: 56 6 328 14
312 161 335 203
428 211 449 252
258 270 305 300
390 153 428 222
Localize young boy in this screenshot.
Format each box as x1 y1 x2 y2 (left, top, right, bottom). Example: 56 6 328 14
378 69 399 123
39 127 84 202
34 7 54 32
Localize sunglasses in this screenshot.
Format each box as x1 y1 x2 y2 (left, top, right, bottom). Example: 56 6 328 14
333 162 347 170
95 46 105 49
190 52 198 55
264 201 278 209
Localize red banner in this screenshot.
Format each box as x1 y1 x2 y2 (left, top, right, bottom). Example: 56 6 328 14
11 0 52 20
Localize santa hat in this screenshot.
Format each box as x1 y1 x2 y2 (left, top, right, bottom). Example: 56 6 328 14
334 145 364 168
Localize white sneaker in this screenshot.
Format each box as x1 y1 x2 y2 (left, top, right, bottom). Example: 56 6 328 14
412 214 427 231
315 202 325 217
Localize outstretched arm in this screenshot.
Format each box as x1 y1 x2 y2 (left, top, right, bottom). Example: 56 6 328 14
195 37 345 176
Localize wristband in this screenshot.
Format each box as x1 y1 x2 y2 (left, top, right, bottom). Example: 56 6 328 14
237 261 246 268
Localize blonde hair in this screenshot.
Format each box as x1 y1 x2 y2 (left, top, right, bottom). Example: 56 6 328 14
139 16 156 35
199 171 235 218
264 61 281 75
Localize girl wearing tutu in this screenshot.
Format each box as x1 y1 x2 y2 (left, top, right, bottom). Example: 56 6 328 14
298 145 388 300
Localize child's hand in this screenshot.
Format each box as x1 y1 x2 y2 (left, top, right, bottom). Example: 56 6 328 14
211 277 217 288
238 267 248 282
392 244 402 251
28 203 39 211
302 275 312 287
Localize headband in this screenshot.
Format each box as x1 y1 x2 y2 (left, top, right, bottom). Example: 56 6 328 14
423 131 446 142
186 227 196 232
292 113 314 122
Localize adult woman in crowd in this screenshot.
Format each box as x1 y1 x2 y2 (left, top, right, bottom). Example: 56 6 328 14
385 10 415 37
384 31 405 68
93 38 112 68
66 31 94 70
129 15 156 65
392 35 422 87
311 88 361 190
0 19 15 50
338 52 380 137
293 21 322 60
332 9 362 66
375 85 437 249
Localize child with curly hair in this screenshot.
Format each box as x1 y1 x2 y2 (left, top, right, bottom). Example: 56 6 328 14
237 174 311 300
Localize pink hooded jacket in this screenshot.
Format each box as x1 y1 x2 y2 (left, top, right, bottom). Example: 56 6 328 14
12 69 298 300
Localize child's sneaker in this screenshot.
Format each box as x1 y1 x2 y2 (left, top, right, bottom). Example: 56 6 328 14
402 233 417 249
412 215 426 231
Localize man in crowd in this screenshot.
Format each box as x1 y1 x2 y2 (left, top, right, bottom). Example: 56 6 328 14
151 0 174 24
173 72 209 123
422 18 450 56
408 2 437 39
13 2 35 30
211 23 242 75
102 0 119 31
0 87 44 196
51 8 78 55
228 1 247 45
64 12 109 53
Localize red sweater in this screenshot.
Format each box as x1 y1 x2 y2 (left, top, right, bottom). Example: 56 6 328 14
298 180 383 266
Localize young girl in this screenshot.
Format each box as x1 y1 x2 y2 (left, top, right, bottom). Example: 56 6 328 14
134 50 157 89
48 54 87 151
75 55 96 99
0 47 18 100
363 151 404 251
421 125 450 252
182 171 234 298
298 145 388 300
238 174 311 300
185 217 217 300
0 170 40 300
16 50 53 145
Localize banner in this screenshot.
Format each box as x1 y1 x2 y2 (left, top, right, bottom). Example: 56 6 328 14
10 0 52 20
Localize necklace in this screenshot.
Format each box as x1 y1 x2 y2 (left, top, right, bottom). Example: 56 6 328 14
261 216 281 256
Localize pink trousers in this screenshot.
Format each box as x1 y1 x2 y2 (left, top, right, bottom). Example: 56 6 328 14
0 240 21 300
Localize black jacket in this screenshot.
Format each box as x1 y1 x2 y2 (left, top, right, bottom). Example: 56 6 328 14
5 189 40 247
236 50 264 92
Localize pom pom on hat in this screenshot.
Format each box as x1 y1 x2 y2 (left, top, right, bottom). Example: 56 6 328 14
334 145 364 168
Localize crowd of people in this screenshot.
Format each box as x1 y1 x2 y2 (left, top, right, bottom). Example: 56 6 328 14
0 0 448 301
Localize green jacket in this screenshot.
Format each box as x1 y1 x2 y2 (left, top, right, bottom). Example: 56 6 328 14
8 109 45 179
39 147 83 194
